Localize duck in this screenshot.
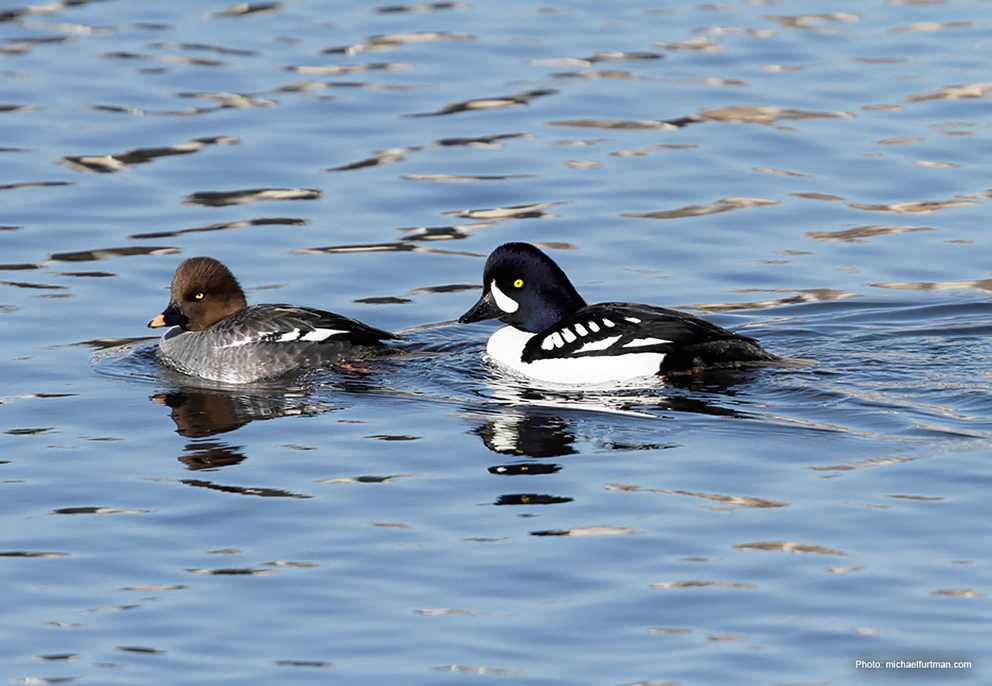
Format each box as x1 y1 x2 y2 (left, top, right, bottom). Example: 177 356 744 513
458 242 776 384
147 257 396 383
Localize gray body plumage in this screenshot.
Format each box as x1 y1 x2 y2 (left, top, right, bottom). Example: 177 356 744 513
156 304 394 384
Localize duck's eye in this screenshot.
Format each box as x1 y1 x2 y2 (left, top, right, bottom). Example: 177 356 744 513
193 292 205 301
513 278 524 289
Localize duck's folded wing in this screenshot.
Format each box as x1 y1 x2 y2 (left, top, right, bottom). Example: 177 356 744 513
236 305 397 346
520 302 760 363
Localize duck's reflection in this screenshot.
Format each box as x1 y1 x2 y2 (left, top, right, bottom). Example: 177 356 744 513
151 386 329 498
473 367 754 446
151 388 337 438
175 439 247 470
475 409 575 506
150 380 342 478
475 412 577 457
470 371 757 510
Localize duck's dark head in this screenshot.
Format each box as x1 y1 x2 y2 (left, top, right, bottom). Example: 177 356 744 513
148 257 248 331
459 242 586 333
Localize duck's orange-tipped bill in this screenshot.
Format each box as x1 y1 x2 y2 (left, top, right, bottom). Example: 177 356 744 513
148 313 167 328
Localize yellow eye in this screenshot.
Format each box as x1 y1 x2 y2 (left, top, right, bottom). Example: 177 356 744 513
513 278 524 288
194 292 205 300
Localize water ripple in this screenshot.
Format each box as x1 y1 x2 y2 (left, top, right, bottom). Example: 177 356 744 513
624 197 779 220
183 188 321 207
408 88 557 117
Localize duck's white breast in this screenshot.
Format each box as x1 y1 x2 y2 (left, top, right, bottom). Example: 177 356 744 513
485 326 664 384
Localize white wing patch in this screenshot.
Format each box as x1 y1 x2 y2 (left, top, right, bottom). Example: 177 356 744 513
541 331 565 350
623 337 670 348
624 317 641 324
300 328 346 342
575 335 621 353
490 280 519 313
587 321 600 333
219 338 255 349
241 327 349 344
561 327 576 343
573 323 588 336
602 318 616 328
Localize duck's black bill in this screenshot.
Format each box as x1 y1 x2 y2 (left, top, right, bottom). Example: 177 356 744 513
148 302 187 329
459 294 499 324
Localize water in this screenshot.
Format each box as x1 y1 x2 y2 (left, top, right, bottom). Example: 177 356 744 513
1 1 989 683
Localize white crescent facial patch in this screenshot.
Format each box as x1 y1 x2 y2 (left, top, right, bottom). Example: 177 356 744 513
490 280 519 313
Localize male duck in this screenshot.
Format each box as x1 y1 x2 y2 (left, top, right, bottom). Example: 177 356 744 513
148 257 396 383
459 242 775 384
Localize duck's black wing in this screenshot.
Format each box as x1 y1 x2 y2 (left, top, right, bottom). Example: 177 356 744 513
521 302 773 372
235 305 397 346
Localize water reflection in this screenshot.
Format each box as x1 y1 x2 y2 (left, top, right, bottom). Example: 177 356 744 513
766 13 859 31
494 494 572 506
444 201 557 220
150 384 340 478
324 31 473 56
656 37 724 52
285 62 407 75
0 181 72 191
464 383 695 517
96 92 275 117
63 136 238 173
183 187 320 207
806 225 935 242
49 246 179 262
181 477 311 498
533 51 662 71
1 1 105 25
475 412 577 457
434 132 529 147
212 2 282 18
606 483 788 510
689 288 854 312
294 241 480 257
549 116 697 130
398 222 493 243
0 35 71 54
624 196 779 220
177 441 248 471
402 173 534 183
374 2 464 14
550 105 850 132
326 133 530 173
908 82 992 102
326 146 421 171
409 88 556 117
129 217 306 240
152 388 338 439
847 198 975 214
466 371 754 474
150 42 257 57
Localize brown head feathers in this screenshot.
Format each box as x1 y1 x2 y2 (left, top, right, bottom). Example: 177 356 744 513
149 257 248 331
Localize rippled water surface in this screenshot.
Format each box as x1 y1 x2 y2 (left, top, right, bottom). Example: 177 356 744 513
2 1 990 684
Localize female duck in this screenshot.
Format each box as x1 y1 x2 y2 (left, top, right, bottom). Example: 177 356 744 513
459 242 775 384
148 257 395 383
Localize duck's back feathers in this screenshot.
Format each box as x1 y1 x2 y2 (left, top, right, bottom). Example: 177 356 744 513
521 302 774 372
229 305 397 347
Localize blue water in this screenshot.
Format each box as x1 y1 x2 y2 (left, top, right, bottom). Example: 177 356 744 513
1 1 989 684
